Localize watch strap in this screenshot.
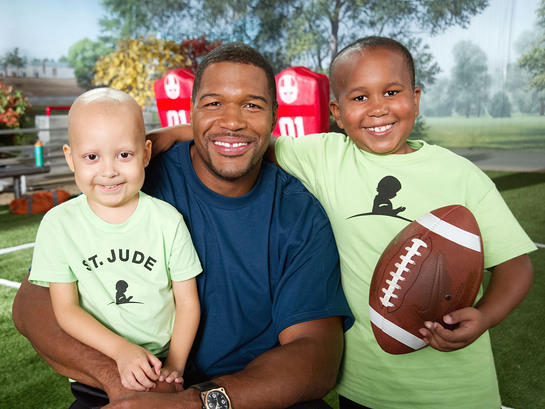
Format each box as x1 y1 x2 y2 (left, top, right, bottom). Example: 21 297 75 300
190 381 221 392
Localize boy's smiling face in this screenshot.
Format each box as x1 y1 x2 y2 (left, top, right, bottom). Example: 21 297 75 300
329 47 421 155
64 98 151 222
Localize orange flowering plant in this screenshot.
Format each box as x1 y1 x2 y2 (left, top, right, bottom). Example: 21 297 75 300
0 82 32 129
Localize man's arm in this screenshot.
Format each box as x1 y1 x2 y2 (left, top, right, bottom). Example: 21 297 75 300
105 316 344 409
147 125 193 157
12 276 132 399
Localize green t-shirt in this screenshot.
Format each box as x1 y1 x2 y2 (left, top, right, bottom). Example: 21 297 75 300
30 191 202 357
276 133 536 409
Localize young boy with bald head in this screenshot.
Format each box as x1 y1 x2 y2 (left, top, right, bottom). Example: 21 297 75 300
29 88 202 399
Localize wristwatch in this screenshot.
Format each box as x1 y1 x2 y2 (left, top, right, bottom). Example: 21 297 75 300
190 381 232 409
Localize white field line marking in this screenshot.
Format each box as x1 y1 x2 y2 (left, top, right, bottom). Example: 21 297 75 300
0 243 34 288
535 242 545 249
0 242 35 255
0 278 21 289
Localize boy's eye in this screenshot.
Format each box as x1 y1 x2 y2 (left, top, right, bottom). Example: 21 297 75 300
118 152 132 159
354 95 368 102
385 91 399 97
85 154 98 161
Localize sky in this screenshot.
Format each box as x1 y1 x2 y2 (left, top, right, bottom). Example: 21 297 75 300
0 0 541 73
425 0 540 76
1 0 104 61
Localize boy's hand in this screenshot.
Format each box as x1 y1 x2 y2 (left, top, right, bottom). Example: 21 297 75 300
158 366 184 384
115 344 162 391
418 306 490 352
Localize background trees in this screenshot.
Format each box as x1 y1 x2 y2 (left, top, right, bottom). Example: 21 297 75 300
67 39 114 89
93 36 190 106
1 48 27 77
449 40 490 117
97 0 488 90
518 0 545 115
99 0 190 39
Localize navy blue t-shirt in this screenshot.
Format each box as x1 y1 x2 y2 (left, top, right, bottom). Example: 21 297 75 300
143 141 353 381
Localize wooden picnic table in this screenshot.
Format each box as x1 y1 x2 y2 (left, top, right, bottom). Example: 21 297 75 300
0 165 51 199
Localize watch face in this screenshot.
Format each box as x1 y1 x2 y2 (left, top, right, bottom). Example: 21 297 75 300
206 390 230 409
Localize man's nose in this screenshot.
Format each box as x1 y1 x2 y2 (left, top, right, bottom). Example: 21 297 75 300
218 104 246 131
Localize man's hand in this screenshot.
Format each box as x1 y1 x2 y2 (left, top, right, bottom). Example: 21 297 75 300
104 387 201 409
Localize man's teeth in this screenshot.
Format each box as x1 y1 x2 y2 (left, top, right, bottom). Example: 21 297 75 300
214 141 248 148
367 124 393 132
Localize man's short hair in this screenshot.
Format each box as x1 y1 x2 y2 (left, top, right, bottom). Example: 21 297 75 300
330 36 415 89
192 43 277 104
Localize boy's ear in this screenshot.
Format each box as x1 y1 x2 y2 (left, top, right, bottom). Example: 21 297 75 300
143 139 152 167
329 100 344 129
63 144 75 173
413 87 421 117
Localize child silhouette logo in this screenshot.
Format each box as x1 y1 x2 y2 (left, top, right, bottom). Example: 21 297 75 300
111 280 142 305
348 176 411 222
373 176 406 217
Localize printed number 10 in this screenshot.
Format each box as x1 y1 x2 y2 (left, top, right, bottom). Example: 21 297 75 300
278 116 305 138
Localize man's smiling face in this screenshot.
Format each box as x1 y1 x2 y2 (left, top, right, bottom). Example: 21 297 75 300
190 62 277 195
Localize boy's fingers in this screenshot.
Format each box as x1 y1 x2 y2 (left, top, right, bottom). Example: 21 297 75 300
148 355 163 376
134 368 156 389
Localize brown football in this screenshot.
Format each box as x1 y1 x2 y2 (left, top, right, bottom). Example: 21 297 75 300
369 205 484 354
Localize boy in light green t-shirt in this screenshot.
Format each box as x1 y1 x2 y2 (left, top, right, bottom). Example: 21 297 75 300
29 88 202 394
270 37 536 409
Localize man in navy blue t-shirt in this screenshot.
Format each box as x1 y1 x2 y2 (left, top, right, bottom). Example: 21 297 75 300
13 43 353 409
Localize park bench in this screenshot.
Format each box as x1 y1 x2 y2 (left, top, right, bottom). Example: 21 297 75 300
0 164 50 199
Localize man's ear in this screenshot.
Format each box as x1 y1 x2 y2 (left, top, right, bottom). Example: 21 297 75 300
329 100 344 129
63 144 75 172
271 102 279 133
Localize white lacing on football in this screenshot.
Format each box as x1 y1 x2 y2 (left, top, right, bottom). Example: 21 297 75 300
380 238 428 308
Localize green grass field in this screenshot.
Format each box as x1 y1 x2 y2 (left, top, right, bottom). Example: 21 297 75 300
421 114 545 151
1 170 544 408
